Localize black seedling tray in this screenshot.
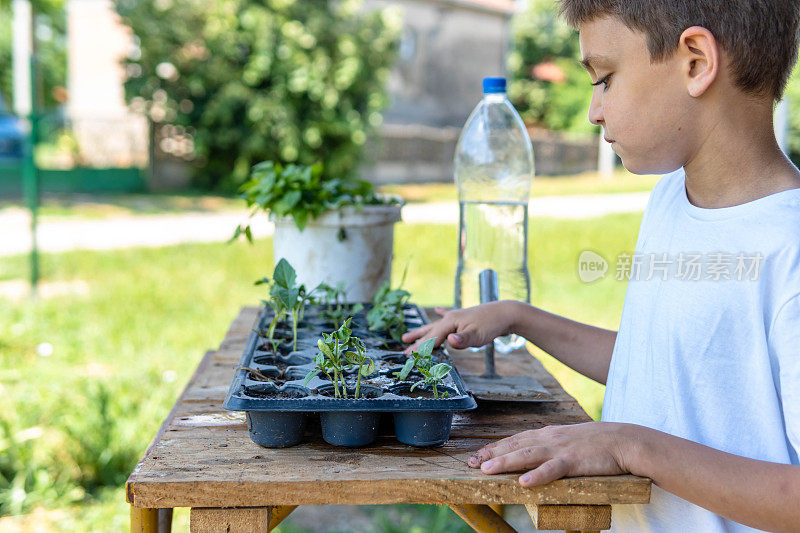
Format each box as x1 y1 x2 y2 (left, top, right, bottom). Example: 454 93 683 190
223 303 477 448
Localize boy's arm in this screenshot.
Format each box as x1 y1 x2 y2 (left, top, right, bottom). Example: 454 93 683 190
402 300 616 384
511 302 617 385
468 423 800 533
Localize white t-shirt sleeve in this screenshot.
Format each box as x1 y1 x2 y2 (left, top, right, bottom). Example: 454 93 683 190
770 293 800 460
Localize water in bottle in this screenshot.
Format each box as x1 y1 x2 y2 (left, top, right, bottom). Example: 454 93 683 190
454 77 534 353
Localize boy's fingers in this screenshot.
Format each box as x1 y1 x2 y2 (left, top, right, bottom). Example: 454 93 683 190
446 333 467 349
434 306 452 316
402 324 432 344
446 324 482 349
519 457 571 487
468 433 535 466
479 446 551 475
402 326 443 354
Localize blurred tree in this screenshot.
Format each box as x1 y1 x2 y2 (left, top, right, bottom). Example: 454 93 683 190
0 0 67 110
507 0 597 134
117 0 402 191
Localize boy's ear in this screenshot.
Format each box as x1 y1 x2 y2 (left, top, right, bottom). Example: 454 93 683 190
678 26 719 98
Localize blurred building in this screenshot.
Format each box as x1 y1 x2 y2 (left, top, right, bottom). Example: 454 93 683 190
66 0 148 169
362 0 516 183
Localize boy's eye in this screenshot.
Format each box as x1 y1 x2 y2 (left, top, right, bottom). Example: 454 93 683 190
591 74 612 91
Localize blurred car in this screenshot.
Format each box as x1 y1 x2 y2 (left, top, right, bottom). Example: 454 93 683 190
0 93 24 160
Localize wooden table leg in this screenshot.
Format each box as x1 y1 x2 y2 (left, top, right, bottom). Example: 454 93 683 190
190 507 271 532
448 504 517 532
489 504 506 518
526 504 611 531
131 506 159 533
158 508 173 532
188 506 298 532
268 505 298 531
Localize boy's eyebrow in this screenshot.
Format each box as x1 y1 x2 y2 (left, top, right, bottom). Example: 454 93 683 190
579 54 613 71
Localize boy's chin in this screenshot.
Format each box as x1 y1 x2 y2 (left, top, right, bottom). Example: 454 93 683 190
620 155 682 176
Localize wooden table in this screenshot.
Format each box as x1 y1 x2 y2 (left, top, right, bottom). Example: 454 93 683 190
127 307 650 532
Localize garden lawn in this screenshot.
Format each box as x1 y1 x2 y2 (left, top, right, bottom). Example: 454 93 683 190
0 191 242 219
379 168 659 203
0 211 641 531
0 169 656 220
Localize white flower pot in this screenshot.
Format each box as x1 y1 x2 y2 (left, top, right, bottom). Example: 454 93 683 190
272 203 403 302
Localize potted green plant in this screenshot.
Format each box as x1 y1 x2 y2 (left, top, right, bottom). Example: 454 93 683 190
232 161 402 302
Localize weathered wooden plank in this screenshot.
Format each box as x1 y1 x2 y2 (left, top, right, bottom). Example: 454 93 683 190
189 507 270 533
131 474 649 509
526 504 612 531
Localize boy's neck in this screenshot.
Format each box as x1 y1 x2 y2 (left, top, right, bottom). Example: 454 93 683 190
683 100 800 209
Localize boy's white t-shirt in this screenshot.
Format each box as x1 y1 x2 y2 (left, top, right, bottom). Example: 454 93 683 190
602 167 800 532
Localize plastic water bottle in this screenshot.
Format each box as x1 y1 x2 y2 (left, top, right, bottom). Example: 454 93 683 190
454 77 534 353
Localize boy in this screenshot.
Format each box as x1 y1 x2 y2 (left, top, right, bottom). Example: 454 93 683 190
403 1 800 531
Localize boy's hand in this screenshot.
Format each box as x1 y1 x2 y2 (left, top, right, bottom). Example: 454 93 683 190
401 301 519 354
468 422 637 487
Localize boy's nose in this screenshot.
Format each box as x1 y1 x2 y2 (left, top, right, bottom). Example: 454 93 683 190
588 91 604 126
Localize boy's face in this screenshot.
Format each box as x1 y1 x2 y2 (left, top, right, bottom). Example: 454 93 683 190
579 15 698 175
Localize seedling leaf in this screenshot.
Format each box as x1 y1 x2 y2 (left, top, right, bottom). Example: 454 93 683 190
273 258 296 288
361 358 375 376
417 337 436 358
395 357 415 381
302 368 321 386
429 363 452 380
318 339 333 358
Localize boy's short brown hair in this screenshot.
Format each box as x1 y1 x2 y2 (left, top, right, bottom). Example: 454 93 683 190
557 0 800 101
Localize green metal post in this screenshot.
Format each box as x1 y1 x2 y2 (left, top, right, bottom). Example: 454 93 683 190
22 53 39 293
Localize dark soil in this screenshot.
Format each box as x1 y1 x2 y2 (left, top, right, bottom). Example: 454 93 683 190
398 389 448 399
256 343 293 356
317 386 381 399
263 328 294 341
244 385 308 398
253 356 291 373
379 353 408 365
378 340 406 351
250 371 283 382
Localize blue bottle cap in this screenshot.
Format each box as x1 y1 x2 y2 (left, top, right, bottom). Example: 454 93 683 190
482 77 506 94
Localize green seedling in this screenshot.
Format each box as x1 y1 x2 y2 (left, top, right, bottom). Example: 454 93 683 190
344 334 375 400
315 281 363 324
303 317 374 399
367 274 411 342
409 362 452 399
256 258 314 352
393 337 437 381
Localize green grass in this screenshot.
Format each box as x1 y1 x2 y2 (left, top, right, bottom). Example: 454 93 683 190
0 191 242 219
0 212 641 530
0 169 656 220
379 169 659 204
